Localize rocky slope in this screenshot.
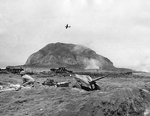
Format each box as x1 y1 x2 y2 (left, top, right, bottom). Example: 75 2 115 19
1 73 150 116
25 42 114 70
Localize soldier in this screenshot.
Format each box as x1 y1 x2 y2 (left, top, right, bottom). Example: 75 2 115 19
20 71 35 87
73 74 100 91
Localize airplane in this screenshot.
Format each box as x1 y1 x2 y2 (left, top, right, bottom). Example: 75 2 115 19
65 24 71 29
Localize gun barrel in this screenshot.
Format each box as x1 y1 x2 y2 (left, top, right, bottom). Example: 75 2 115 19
92 75 107 82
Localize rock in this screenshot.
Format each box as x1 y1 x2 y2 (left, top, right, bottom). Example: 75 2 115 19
25 42 114 70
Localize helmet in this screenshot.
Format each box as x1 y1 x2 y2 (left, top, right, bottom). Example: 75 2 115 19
20 71 26 75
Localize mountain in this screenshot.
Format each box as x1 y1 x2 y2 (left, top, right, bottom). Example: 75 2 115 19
25 42 115 70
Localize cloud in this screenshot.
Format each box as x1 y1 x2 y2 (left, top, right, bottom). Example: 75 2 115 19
131 56 150 72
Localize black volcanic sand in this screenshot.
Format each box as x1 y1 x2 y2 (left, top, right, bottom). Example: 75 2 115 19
0 73 150 116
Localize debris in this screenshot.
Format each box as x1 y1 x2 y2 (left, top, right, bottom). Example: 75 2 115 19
42 79 70 87
56 81 71 87
6 66 23 74
9 83 21 90
50 67 73 76
42 79 56 86
0 83 31 92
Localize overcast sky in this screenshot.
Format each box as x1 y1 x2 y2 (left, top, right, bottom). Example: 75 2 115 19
0 0 150 72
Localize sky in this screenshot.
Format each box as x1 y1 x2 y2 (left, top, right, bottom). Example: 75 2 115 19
0 0 150 72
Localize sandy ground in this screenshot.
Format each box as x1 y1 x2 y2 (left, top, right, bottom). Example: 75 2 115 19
0 73 150 116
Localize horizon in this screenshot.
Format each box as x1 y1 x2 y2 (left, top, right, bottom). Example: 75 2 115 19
0 0 150 72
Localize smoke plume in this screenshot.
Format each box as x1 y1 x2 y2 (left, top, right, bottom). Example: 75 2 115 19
84 58 100 69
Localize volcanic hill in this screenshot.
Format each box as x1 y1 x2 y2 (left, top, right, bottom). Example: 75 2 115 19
25 42 115 70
